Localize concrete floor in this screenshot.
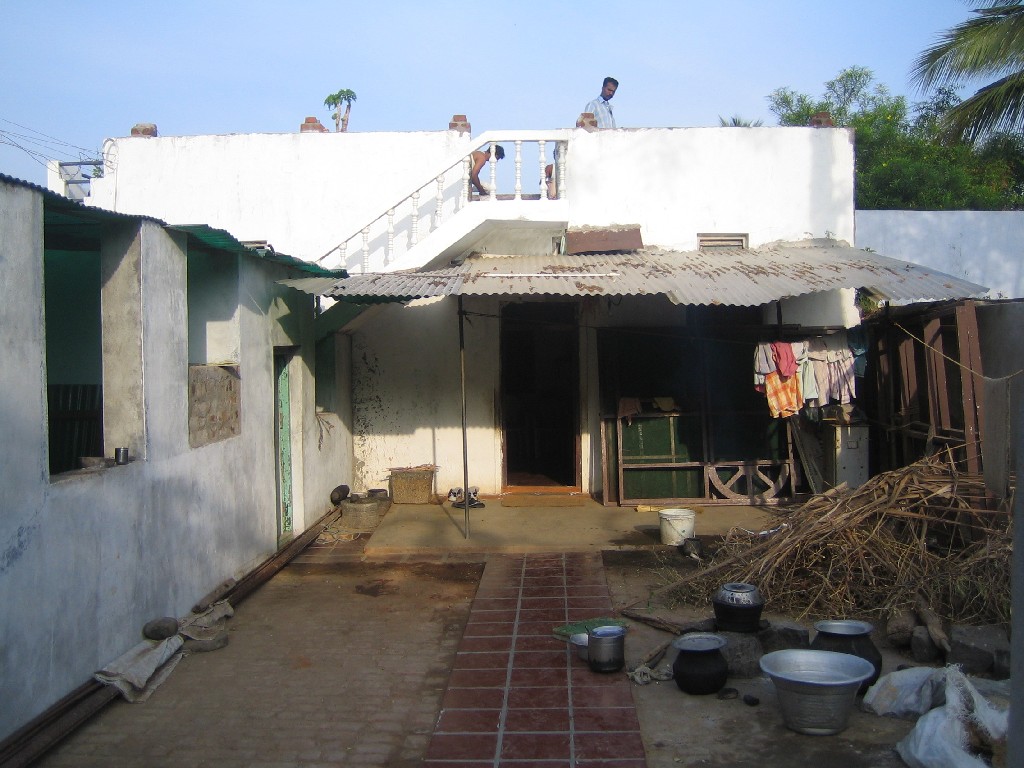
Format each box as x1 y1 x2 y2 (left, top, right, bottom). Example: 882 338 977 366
34 499 924 767
362 499 777 555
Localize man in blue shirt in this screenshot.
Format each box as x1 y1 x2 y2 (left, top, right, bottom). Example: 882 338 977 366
584 77 619 129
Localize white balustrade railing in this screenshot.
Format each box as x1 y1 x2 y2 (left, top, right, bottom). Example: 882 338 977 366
317 130 571 274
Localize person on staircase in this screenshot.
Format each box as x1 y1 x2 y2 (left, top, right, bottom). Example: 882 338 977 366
470 144 505 197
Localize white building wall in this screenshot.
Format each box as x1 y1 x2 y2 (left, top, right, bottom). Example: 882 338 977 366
856 210 1024 299
82 127 856 274
87 131 473 264
0 180 343 740
565 127 855 249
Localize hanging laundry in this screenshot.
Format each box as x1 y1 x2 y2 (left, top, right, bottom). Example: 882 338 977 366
847 326 868 377
771 341 798 378
791 341 818 403
807 338 830 402
753 342 775 389
764 370 802 418
826 348 856 404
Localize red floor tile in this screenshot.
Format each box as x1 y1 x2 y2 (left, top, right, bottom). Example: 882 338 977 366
503 707 570 732
500 731 571 760
572 706 641 732
511 649 567 668
507 685 570 709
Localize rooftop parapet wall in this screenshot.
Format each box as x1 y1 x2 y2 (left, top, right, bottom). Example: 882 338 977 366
82 126 855 268
564 127 855 250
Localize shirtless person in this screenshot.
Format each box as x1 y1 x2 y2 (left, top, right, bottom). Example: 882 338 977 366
469 144 505 196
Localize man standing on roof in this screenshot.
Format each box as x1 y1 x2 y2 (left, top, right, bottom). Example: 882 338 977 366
584 77 618 129
469 144 505 197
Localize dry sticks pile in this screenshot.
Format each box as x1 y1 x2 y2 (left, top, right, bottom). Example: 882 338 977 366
650 451 1012 625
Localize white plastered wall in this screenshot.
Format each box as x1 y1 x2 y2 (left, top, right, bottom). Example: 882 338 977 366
564 127 855 249
0 180 343 740
856 210 1024 299
87 131 473 263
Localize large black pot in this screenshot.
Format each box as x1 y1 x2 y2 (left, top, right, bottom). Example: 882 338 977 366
810 620 883 694
672 633 729 695
712 582 764 633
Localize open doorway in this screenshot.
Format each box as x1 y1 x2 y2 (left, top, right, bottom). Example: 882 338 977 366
500 302 580 490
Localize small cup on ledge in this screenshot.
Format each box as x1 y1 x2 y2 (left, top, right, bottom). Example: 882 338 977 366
114 447 130 465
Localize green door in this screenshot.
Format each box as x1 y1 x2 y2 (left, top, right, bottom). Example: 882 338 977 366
274 351 294 543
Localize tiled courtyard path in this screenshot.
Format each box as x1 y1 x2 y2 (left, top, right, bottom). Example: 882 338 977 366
425 553 646 766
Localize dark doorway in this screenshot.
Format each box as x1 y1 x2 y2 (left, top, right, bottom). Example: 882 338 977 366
500 302 580 489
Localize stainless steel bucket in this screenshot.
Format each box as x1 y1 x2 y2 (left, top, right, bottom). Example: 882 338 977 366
587 625 626 672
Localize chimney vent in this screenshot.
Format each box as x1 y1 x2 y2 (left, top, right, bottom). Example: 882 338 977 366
300 116 329 133
449 114 471 134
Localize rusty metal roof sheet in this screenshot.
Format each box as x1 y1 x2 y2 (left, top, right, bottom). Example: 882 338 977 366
282 240 988 306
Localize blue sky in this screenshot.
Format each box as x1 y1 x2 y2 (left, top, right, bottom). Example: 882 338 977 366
1 0 976 185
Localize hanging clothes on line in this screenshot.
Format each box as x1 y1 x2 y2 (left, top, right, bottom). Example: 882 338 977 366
764 369 802 418
753 342 775 390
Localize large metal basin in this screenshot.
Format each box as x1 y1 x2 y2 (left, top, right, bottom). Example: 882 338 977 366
759 649 874 735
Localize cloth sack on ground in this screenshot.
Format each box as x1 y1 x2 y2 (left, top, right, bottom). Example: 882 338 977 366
94 636 183 702
179 599 234 640
896 666 1008 768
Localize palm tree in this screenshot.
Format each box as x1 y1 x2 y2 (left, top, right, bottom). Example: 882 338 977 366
324 89 358 132
912 1 1024 142
718 115 764 127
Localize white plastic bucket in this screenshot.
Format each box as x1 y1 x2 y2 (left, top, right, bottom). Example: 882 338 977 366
659 508 696 545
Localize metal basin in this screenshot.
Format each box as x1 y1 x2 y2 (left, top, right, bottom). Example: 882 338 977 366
759 649 875 735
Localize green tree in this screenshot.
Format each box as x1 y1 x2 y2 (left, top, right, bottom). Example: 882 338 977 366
912 1 1024 142
767 66 1024 209
324 88 357 132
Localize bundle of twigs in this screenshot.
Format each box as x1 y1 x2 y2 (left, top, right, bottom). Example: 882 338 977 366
643 451 1012 625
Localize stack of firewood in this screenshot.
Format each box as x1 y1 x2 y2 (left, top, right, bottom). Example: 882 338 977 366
649 451 1012 625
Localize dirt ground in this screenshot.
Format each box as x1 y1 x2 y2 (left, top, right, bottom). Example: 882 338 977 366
602 547 920 768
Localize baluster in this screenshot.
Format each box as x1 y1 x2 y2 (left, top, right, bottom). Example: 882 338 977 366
435 174 445 228
514 140 522 201
538 140 547 200
386 209 395 265
556 142 566 200
338 241 347 270
361 227 370 274
488 142 498 200
461 157 470 209
410 191 420 244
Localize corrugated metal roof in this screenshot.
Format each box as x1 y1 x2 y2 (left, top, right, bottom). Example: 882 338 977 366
169 224 344 277
282 240 988 306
